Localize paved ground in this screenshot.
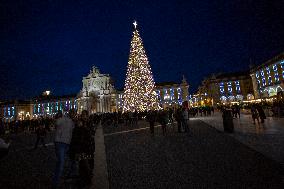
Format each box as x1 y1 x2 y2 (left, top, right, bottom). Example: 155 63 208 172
1 118 283 189
195 111 284 164
104 120 284 189
0 132 56 189
0 126 105 189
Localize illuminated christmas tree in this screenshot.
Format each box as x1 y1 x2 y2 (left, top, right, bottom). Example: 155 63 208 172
123 21 159 112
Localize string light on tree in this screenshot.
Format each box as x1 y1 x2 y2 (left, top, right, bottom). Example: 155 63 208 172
123 21 159 112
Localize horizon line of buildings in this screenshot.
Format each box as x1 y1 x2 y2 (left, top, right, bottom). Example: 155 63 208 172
1 52 284 121
191 52 284 107
0 66 189 122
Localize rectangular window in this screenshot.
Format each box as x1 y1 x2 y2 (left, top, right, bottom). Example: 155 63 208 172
268 76 272 85
281 61 284 78
235 80 241 93
266 67 271 85
164 89 169 100
47 103 50 113
156 91 161 101
262 78 266 87
69 100 72 109
257 79 261 85
227 82 232 94
50 103 54 113
177 88 182 100
170 88 175 100
74 100 77 109
255 72 259 78
273 64 279 82
11 106 15 116
260 70 265 77
266 67 270 75
219 82 225 94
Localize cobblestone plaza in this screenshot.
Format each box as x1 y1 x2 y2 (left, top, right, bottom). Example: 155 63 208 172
0 114 283 188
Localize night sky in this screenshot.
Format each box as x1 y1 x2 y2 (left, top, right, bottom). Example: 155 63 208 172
1 0 284 100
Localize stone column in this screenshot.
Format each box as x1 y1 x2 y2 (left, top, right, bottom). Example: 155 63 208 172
250 73 259 99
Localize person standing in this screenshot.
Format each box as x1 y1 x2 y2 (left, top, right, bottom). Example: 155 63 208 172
168 108 174 124
68 110 95 187
182 107 189 132
256 105 266 123
236 105 241 118
146 110 156 135
82 110 96 176
52 111 75 189
174 107 183 133
0 133 10 159
158 110 167 136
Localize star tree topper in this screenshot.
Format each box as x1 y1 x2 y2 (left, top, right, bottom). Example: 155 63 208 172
133 20 137 29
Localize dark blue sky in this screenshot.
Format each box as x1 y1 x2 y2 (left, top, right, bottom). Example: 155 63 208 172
1 0 284 99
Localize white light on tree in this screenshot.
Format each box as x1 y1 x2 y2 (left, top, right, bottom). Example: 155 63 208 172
123 21 159 112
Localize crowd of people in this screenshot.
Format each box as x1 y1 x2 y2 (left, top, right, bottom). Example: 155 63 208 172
187 106 215 117
250 104 266 124
0 117 53 135
52 110 98 188
0 102 278 188
52 108 195 188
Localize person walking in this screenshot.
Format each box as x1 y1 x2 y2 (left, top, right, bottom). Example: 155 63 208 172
256 105 266 123
33 123 47 150
251 105 260 124
52 111 75 189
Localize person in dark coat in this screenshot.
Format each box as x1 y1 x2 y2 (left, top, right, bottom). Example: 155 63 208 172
174 107 183 133
251 105 260 124
158 110 168 135
256 105 266 123
69 110 95 187
146 111 156 135
33 122 46 149
182 107 189 133
0 133 10 159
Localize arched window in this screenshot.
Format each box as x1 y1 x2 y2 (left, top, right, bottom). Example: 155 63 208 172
276 86 283 93
268 87 277 97
236 95 243 101
228 96 235 102
247 94 254 100
220 96 227 102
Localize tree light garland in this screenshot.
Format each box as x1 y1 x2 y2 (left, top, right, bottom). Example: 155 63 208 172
123 21 159 112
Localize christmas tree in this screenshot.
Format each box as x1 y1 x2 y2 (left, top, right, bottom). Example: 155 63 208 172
123 21 159 112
